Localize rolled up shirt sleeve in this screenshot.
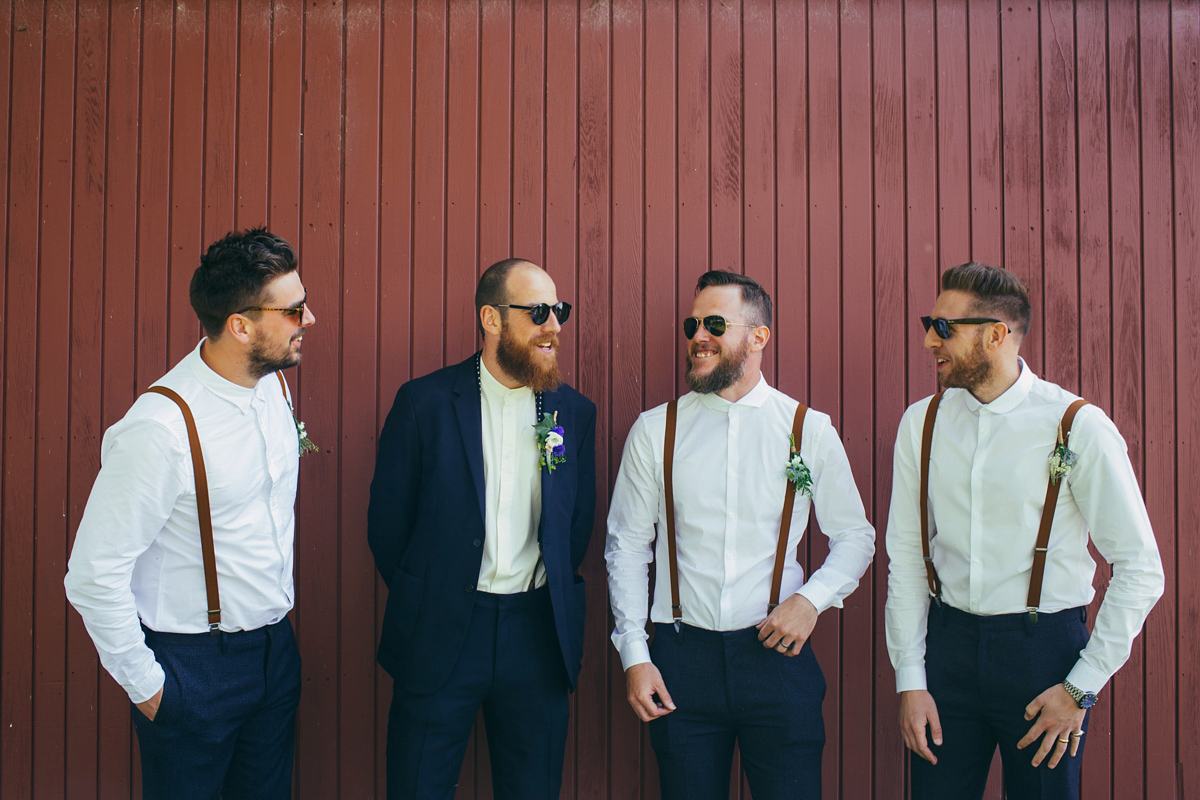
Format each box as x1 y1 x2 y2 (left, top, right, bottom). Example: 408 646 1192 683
64 417 186 703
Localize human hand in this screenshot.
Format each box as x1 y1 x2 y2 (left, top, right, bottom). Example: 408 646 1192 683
1017 684 1086 768
899 690 943 764
756 593 818 656
136 686 164 722
625 662 676 722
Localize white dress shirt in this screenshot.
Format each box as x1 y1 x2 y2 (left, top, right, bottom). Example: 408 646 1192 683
477 359 544 593
606 374 876 670
885 359 1164 695
65 342 300 703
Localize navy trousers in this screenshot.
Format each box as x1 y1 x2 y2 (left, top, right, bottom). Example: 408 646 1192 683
131 617 302 800
386 586 570 800
912 603 1091 800
648 623 826 800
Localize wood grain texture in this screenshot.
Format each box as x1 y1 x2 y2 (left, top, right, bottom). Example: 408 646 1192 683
2 2 1192 798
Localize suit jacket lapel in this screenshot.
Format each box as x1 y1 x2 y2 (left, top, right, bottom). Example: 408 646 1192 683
452 355 487 523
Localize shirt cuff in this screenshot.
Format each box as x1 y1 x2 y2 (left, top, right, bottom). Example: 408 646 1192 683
126 661 167 705
618 638 652 672
1064 662 1107 696
795 583 836 615
894 664 928 693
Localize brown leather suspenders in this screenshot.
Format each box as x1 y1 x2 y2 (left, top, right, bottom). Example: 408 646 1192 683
662 399 808 625
145 372 291 634
919 393 1089 620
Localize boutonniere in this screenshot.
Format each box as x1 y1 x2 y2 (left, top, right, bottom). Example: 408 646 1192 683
1047 420 1077 484
283 395 319 456
533 411 566 473
784 432 813 497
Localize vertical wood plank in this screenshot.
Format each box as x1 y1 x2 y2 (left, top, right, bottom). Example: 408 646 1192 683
935 0 971 265
34 1 79 794
742 0 775 384
1075 2 1114 793
837 2 874 799
1136 5 1176 799
576 3 610 799
709 0 741 275
376 5 417 791
236 2 272 227
479 0 513 265
203 0 238 241
966 0 1003 266
1106 3 1147 795
1172 3 1200 797
292 1 344 797
444 0 479 378
340 2 383 797
871 0 908 795
511 0 546 259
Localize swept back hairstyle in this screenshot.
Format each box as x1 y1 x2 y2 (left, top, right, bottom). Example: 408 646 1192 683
940 261 1032 337
695 269 773 328
474 257 538 337
190 227 299 339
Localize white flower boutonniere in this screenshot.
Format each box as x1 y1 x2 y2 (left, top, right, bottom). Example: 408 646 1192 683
294 418 319 456
533 411 566 473
784 432 813 497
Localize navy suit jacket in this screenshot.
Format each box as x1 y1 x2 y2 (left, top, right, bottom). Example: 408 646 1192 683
367 354 597 695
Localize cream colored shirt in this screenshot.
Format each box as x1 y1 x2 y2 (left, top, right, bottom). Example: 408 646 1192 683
477 359 545 592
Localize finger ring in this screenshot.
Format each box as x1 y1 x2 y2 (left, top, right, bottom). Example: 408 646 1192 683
1057 737 1070 744
778 642 790 649
1070 731 1084 738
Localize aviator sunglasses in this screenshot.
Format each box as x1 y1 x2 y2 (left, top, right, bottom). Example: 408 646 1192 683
920 315 1002 339
493 301 572 325
683 315 756 339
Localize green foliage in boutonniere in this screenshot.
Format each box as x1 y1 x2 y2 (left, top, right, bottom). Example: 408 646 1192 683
533 411 566 473
1047 417 1077 484
784 431 813 497
294 418 319 456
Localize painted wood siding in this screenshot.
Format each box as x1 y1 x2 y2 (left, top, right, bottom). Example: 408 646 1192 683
1 1 1195 797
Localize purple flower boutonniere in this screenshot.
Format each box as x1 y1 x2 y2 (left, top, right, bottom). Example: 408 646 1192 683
533 411 566 473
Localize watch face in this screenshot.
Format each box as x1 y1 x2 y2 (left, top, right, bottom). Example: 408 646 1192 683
1080 693 1097 709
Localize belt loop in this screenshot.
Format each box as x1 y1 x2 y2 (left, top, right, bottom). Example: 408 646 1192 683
220 629 229 654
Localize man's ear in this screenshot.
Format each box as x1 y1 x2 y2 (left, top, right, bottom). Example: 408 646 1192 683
226 313 253 345
750 324 771 352
987 320 1009 349
480 305 503 337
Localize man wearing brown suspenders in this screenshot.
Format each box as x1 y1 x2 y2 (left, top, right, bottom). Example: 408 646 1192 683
606 270 875 800
65 228 315 800
884 262 1164 799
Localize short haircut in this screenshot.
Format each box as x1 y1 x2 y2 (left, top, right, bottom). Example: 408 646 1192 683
695 269 772 328
475 258 537 337
190 228 299 339
940 261 1032 337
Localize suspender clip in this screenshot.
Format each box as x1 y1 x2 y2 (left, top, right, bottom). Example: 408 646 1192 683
1026 607 1038 624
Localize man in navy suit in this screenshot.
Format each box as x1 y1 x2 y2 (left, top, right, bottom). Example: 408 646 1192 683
368 258 597 800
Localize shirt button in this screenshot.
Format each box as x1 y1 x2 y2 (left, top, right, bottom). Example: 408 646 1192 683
464 584 475 593
473 539 482 548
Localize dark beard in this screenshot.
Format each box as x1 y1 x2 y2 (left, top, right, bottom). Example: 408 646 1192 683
496 324 561 393
939 331 992 391
248 334 301 380
686 336 749 394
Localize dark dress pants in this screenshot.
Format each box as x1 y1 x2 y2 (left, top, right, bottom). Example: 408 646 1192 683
648 623 826 800
386 586 570 800
912 603 1091 800
131 617 302 800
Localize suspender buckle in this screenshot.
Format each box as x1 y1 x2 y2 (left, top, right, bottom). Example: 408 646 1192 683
1026 607 1038 624
208 623 220 636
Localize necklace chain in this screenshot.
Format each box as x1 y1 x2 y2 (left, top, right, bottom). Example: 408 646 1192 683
477 353 543 421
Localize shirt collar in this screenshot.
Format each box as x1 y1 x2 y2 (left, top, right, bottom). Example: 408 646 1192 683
185 340 259 412
695 372 770 412
963 356 1034 415
478 356 535 403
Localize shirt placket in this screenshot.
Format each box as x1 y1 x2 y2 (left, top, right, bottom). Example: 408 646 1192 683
720 408 739 629
968 409 987 610
256 393 289 590
497 393 518 569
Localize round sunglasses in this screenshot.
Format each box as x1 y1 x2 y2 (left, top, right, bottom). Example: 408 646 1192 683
683 315 757 339
493 301 572 325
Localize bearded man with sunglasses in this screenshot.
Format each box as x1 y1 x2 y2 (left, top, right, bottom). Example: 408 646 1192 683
884 262 1163 799
606 270 875 800
368 258 596 800
65 228 315 799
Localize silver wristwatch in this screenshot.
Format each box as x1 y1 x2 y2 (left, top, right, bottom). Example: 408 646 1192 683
1062 679 1098 709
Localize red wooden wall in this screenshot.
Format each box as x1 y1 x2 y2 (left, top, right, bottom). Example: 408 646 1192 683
1 1 1195 798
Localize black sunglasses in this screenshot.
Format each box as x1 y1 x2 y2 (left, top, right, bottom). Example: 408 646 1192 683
683 315 757 339
920 315 1001 340
494 301 572 325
